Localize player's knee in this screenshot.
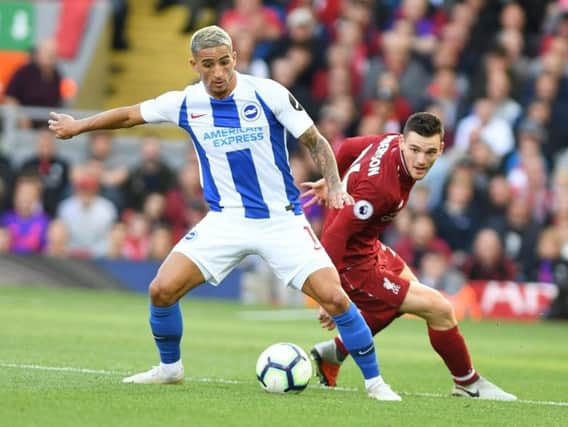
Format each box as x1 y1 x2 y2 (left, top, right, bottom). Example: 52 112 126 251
149 276 178 306
433 294 455 324
320 289 351 316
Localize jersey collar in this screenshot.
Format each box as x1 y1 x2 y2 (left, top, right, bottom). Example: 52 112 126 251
397 143 415 187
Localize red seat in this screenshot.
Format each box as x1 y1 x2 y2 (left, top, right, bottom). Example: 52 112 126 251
0 50 29 102
56 0 94 59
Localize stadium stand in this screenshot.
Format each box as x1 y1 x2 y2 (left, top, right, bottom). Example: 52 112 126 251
1 0 568 317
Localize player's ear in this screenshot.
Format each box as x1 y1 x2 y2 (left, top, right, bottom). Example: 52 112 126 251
439 139 445 155
189 57 197 70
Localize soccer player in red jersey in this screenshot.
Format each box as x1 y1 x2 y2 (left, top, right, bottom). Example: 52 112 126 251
303 112 516 400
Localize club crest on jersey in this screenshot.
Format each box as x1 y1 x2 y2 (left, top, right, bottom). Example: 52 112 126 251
184 230 198 241
353 200 373 220
241 102 261 121
383 277 400 295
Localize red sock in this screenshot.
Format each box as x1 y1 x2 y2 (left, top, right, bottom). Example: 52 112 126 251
334 336 349 360
428 325 479 386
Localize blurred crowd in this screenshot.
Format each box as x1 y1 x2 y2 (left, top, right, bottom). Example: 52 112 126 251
1 0 568 303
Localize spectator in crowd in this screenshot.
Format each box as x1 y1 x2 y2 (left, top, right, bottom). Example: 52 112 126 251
233 32 269 78
72 131 128 209
107 222 126 259
532 227 568 320
433 171 482 257
497 27 531 86
485 175 512 224
472 142 500 192
19 127 70 217
530 226 562 283
503 119 547 174
4 38 62 127
316 105 347 153
0 175 49 254
462 228 517 281
44 219 69 257
406 185 431 216
422 67 462 138
142 192 167 229
164 159 207 242
0 154 13 213
148 225 174 260
419 249 467 296
123 134 176 211
394 214 452 272
268 7 326 87
485 70 522 125
508 153 551 224
121 212 151 261
488 197 541 280
453 98 514 159
364 29 430 110
57 174 117 258
220 0 284 58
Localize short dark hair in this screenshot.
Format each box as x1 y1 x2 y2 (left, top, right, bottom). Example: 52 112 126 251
403 112 444 139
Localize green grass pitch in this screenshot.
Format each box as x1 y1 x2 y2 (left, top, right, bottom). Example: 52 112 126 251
1 286 567 427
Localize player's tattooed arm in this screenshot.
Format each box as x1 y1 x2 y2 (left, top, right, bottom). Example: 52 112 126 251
298 125 354 209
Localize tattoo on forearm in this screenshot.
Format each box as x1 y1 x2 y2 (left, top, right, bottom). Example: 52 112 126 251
299 126 341 188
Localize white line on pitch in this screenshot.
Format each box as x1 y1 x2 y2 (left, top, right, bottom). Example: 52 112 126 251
2 362 568 407
0 362 120 375
237 309 318 321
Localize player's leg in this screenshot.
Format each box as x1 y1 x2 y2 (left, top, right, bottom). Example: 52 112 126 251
262 216 399 400
122 252 206 384
310 265 406 388
399 273 516 400
302 269 400 401
124 212 243 385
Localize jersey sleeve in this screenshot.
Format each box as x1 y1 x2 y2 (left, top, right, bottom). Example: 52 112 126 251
321 182 392 268
139 90 186 124
260 80 314 138
336 135 380 177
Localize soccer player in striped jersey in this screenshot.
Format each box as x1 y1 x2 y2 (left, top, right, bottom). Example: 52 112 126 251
48 25 400 400
303 113 517 400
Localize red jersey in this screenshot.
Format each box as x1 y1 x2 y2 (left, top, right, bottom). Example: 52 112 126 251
321 134 415 271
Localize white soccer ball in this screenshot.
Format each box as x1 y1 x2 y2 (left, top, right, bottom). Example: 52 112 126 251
255 342 313 394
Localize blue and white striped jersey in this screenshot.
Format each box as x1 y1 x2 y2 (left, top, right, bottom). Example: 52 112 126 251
140 72 313 219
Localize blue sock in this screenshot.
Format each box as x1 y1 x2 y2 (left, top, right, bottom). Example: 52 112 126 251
149 302 183 364
332 303 380 379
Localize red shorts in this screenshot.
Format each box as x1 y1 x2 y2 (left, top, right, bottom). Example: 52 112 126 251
340 244 410 334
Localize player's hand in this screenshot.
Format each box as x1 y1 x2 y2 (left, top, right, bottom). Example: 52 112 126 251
300 179 327 208
48 112 79 140
317 306 336 331
327 184 354 209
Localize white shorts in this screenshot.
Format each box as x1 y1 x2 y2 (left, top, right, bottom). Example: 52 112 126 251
171 211 334 290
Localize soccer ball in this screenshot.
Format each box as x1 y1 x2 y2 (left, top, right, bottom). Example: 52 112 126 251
255 342 313 394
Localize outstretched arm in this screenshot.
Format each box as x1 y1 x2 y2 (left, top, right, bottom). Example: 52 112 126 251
48 104 145 140
298 125 354 209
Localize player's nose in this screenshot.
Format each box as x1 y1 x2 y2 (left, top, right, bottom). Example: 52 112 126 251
415 152 427 164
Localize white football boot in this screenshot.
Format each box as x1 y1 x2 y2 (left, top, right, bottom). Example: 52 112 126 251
367 377 402 401
122 364 184 384
452 376 517 401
